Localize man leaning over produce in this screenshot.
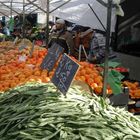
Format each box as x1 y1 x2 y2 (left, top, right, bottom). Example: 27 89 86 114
87 30 117 64
48 19 75 55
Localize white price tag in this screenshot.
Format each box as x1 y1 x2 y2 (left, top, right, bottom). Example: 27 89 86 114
18 55 27 62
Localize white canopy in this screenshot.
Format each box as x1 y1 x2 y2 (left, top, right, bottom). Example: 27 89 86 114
0 0 42 16
50 0 123 31
50 0 117 31
0 0 123 31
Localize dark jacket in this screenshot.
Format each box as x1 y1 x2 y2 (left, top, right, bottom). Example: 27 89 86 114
48 29 74 55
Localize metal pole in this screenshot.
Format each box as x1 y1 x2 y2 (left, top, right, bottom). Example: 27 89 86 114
46 0 50 46
25 0 37 6
25 5 34 12
96 0 116 8
0 2 20 15
10 0 13 18
102 0 112 98
28 8 39 15
22 0 25 39
27 0 47 13
0 12 9 18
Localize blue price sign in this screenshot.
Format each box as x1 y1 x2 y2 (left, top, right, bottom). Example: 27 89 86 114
40 43 64 71
52 54 80 95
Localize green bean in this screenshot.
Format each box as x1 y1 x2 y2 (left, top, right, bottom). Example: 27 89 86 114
1 83 140 139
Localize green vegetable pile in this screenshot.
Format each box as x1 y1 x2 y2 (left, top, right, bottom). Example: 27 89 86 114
0 82 140 140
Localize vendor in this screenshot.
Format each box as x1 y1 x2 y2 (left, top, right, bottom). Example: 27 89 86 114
0 21 10 36
87 31 117 64
48 19 75 55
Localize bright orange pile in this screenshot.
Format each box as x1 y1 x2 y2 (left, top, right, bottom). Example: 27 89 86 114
1 42 140 98
0 49 19 66
73 60 112 95
0 39 33 66
0 44 112 95
123 81 140 99
0 41 136 97
0 49 50 92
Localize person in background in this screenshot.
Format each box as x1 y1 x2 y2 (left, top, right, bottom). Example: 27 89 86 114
0 21 10 36
48 19 75 55
48 21 55 33
8 17 14 34
87 31 116 64
12 16 22 38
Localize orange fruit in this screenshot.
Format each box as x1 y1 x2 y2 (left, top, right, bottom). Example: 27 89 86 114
89 64 94 69
18 74 26 79
75 76 80 81
92 72 99 78
10 82 17 88
134 82 139 87
34 70 41 76
85 68 92 75
107 89 113 95
79 69 86 76
79 76 86 82
94 77 102 84
87 78 94 86
41 76 50 83
94 86 103 94
85 74 90 81
90 83 98 89
98 82 103 87
41 70 49 76
49 71 54 78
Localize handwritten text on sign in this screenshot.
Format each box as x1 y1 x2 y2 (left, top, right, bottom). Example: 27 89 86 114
40 43 64 71
52 54 80 94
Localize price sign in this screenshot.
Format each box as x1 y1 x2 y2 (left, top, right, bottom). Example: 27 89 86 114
40 43 64 71
52 54 80 95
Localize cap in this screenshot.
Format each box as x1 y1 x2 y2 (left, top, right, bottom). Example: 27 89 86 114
56 19 65 24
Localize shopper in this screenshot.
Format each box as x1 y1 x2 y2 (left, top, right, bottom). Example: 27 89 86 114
0 21 10 36
48 19 75 55
87 31 117 64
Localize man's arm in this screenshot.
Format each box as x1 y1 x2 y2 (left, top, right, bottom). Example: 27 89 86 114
65 32 75 55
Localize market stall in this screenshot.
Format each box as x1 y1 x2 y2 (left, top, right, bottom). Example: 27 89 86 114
0 0 140 139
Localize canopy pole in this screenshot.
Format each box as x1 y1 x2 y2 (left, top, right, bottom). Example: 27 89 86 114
22 0 25 39
45 0 50 46
0 2 20 15
102 0 112 98
0 12 9 18
25 5 34 12
27 0 47 13
10 0 13 18
96 0 116 8
28 8 39 15
24 0 37 7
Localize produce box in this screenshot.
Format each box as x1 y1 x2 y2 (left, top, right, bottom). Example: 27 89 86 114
128 98 140 115
109 92 129 107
